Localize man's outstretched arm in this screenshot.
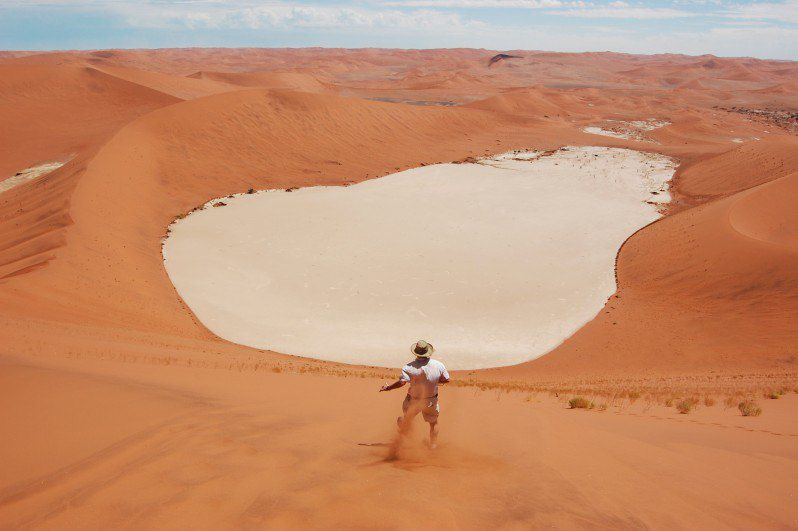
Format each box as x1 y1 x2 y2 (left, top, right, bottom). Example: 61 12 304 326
379 380 407 392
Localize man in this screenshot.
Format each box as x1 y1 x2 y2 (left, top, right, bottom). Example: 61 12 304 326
379 340 450 448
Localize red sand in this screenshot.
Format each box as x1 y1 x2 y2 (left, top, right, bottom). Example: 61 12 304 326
1 48 797 528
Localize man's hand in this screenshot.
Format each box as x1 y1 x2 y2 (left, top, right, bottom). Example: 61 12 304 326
380 380 406 392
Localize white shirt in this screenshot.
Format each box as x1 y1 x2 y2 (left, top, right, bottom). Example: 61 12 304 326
400 358 449 399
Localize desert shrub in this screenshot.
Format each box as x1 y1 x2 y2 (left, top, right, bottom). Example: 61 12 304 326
569 397 593 409
676 399 695 414
764 390 780 400
738 400 762 417
664 397 674 407
597 403 608 412
628 390 641 403
703 396 716 407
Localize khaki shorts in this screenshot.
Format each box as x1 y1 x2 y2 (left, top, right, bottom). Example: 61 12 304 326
402 394 440 423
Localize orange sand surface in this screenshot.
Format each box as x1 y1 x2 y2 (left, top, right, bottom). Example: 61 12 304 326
1 48 797 528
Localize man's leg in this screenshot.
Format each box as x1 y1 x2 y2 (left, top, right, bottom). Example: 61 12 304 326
398 396 419 433
428 421 439 448
398 413 415 433
423 398 440 448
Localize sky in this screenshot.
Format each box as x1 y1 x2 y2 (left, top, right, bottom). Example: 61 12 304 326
1 0 797 60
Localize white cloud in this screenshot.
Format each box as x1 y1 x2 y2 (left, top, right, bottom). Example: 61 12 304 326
380 0 564 7
470 19 798 58
106 1 483 32
725 0 798 24
379 0 696 19
550 6 695 18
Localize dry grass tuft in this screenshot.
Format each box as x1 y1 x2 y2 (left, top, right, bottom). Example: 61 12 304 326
738 400 763 417
568 397 594 409
676 398 697 414
703 395 716 407
723 395 739 409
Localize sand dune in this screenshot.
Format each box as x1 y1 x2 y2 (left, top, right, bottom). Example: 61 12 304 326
90 64 240 99
464 87 584 118
729 173 798 248
3 354 797 529
1 48 797 528
0 63 179 176
678 136 798 199
187 70 331 93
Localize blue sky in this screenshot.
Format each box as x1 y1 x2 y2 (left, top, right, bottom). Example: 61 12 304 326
1 0 797 60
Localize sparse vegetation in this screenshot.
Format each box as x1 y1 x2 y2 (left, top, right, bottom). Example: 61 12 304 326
569 397 593 409
738 400 762 417
118 347 796 412
676 398 697 414
764 390 780 399
723 395 739 409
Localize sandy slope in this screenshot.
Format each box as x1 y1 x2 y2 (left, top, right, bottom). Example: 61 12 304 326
1 49 797 527
2 354 796 529
187 70 332 93
89 64 241 99
0 64 179 176
678 136 798 199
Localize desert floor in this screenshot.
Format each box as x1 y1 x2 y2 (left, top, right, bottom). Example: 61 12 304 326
1 48 797 528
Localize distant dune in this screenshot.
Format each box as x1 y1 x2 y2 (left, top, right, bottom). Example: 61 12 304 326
187 70 331 93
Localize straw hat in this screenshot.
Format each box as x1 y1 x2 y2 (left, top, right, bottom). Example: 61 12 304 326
411 340 434 358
